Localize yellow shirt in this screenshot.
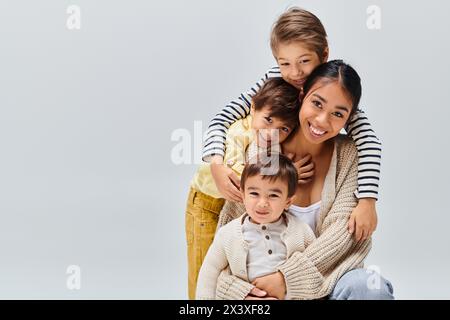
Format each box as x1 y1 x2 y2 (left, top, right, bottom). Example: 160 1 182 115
191 116 254 199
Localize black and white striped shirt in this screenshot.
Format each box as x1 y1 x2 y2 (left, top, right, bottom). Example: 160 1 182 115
202 66 381 199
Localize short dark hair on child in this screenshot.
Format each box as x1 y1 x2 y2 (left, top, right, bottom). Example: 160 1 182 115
240 153 298 197
252 78 300 130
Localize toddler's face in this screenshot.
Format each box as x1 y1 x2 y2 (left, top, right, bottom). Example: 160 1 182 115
242 174 293 224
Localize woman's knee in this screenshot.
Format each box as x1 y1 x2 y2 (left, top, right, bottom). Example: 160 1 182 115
330 268 394 300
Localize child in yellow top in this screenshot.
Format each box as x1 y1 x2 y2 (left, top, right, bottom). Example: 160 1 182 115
185 78 300 299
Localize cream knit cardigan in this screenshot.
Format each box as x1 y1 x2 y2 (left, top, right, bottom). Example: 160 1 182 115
214 135 372 300
196 213 316 300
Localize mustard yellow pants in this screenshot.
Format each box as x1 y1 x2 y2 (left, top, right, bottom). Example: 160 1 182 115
185 187 225 299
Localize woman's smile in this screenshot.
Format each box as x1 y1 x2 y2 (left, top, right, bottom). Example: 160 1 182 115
308 121 328 139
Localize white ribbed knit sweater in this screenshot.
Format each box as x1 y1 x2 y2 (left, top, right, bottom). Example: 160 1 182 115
196 213 316 300
215 135 372 300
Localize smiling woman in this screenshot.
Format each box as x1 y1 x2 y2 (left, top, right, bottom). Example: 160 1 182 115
193 7 387 300
283 60 362 209
297 59 361 145
214 60 394 300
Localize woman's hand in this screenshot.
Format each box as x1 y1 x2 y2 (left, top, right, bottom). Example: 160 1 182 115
210 156 242 202
244 287 278 300
286 153 315 184
348 198 378 241
251 271 286 300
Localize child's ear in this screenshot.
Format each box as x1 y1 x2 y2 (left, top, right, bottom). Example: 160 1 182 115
299 90 305 102
250 103 255 116
322 47 329 63
285 195 295 209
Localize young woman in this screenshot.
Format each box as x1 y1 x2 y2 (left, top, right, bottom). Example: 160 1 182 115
214 60 394 300
187 7 380 299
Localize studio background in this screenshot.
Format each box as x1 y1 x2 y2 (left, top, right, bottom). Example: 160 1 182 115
0 0 449 299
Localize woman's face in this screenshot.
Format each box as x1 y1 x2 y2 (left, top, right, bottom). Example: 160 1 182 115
275 41 328 90
299 80 353 144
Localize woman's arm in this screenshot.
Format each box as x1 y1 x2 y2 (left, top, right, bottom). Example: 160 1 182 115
202 67 281 162
277 142 372 299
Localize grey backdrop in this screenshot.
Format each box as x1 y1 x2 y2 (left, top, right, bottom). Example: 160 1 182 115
0 0 449 299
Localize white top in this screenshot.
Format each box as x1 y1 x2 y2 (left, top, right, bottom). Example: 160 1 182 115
242 215 287 283
288 201 322 235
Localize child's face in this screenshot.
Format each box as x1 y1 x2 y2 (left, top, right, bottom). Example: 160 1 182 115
275 42 327 90
300 81 353 144
250 106 293 148
243 175 294 224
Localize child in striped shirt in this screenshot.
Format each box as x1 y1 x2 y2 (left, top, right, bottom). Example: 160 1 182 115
203 7 380 242
187 7 381 299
